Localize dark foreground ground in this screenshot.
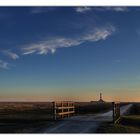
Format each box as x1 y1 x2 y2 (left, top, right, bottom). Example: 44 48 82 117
97 104 140 133
0 101 112 133
0 102 139 133
43 104 133 133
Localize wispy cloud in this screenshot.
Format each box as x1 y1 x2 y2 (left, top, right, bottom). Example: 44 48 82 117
82 26 115 41
2 50 19 60
75 7 92 13
22 50 36 55
30 7 55 14
22 25 116 55
0 60 10 69
22 38 81 55
108 7 128 12
95 7 129 12
75 7 128 13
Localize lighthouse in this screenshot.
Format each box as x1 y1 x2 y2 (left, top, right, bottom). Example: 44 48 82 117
99 93 104 102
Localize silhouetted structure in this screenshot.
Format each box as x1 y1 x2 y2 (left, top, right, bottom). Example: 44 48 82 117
98 93 104 102
90 93 105 103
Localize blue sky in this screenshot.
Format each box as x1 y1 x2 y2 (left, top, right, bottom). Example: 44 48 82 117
0 7 140 102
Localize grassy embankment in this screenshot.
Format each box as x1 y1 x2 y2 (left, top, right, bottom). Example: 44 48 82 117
96 103 140 133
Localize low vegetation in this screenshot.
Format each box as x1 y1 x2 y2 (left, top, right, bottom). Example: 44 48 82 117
0 101 113 133
0 102 53 121
119 115 140 128
75 102 112 114
97 103 140 133
96 122 140 133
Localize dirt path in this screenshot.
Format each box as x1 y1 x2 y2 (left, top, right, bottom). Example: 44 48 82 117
43 104 132 133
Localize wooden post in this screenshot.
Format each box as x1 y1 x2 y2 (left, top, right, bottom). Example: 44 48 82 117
112 102 120 123
61 102 63 119
72 103 74 116
112 102 115 123
52 102 57 121
67 102 69 117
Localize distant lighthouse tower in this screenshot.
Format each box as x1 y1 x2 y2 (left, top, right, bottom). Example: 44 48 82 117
99 93 104 102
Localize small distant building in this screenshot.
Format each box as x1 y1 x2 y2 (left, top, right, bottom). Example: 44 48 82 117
90 93 105 103
98 93 105 102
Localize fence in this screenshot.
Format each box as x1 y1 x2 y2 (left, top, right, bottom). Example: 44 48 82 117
112 102 120 123
52 101 75 120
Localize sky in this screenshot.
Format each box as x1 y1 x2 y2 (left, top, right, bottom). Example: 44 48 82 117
0 7 140 102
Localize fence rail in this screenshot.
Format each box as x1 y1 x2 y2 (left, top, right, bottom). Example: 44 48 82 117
52 101 75 120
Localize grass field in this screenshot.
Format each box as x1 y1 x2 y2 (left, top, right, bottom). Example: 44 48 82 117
0 120 56 133
75 102 112 114
96 104 140 133
119 115 140 128
0 102 113 121
0 102 54 121
96 122 140 133
129 103 140 114
0 101 113 133
119 104 140 129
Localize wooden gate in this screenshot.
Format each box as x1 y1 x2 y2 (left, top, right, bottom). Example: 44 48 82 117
112 102 120 123
52 101 75 120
